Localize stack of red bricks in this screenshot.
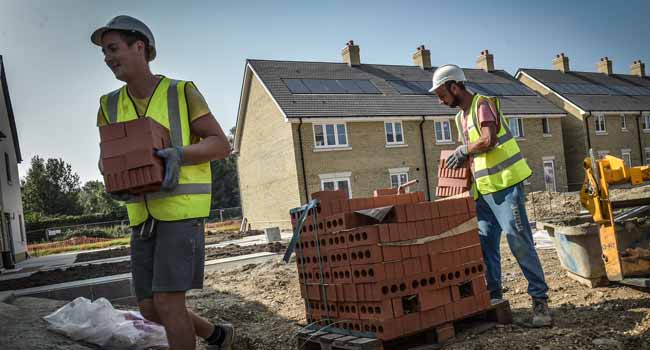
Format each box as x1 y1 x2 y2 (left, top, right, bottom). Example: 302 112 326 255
291 189 490 341
99 117 170 194
436 150 471 198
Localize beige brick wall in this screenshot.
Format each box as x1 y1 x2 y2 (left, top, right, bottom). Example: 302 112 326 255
295 120 429 199
518 73 587 190
237 75 301 230
515 118 568 192
589 113 648 167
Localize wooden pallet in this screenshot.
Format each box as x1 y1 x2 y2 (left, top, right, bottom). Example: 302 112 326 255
295 300 512 350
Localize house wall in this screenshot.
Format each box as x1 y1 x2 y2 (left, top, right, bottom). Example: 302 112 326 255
518 73 587 190
236 75 301 230
0 76 26 263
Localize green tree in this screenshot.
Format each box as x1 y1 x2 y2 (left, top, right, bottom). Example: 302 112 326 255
210 126 240 209
21 156 82 216
78 180 124 215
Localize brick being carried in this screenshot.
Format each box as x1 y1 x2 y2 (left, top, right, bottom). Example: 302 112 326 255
100 117 171 194
436 150 471 198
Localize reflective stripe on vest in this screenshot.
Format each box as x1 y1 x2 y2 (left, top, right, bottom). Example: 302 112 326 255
456 94 532 197
101 77 212 226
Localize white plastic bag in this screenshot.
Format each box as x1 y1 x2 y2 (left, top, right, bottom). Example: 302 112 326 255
43 297 168 349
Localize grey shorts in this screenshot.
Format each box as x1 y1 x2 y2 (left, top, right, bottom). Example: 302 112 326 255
130 218 205 301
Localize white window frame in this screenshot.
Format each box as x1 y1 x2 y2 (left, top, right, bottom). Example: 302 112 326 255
621 149 632 168
620 114 628 131
434 119 454 144
522 158 531 185
542 118 551 137
645 147 650 165
509 117 524 138
313 122 349 149
542 157 557 192
594 114 607 134
319 172 352 198
643 113 650 133
388 167 410 192
384 121 405 146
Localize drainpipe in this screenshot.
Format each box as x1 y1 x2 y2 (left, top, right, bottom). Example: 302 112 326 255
297 118 309 203
419 116 432 200
584 112 592 151
637 112 644 165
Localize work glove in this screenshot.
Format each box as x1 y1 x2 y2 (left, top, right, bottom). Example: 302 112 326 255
445 144 469 169
155 146 184 191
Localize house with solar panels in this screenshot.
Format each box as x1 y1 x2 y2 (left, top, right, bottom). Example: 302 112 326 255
517 54 650 190
233 42 567 229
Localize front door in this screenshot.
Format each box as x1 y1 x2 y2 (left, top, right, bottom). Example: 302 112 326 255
543 160 557 192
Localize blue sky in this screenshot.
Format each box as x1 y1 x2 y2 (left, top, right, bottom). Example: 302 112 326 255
2 0 648 182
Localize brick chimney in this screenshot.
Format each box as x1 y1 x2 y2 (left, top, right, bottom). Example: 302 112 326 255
342 40 360 67
597 57 613 75
412 45 431 70
630 60 646 77
476 50 494 72
552 53 570 73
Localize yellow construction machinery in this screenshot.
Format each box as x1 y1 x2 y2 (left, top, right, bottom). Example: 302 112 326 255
580 150 650 287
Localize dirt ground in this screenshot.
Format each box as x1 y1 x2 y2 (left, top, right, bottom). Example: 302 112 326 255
189 241 650 350
3 243 285 292
526 183 650 221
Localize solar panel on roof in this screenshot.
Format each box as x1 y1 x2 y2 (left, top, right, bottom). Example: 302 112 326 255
283 79 310 93
283 79 380 94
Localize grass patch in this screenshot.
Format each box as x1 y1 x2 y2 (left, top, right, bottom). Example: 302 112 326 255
30 237 131 257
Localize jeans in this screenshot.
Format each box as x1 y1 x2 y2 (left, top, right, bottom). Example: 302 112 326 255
476 183 549 299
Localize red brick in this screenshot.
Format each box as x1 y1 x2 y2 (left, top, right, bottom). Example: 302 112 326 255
396 193 413 205
381 245 402 262
436 322 456 342
391 297 404 318
339 199 351 214
401 312 422 336
336 302 359 320
331 266 353 284
383 261 405 280
420 287 453 311
392 204 409 223
312 189 348 204
358 299 394 320
420 306 448 329
388 223 402 242
415 220 429 238
349 244 383 265
416 191 425 203
374 188 398 196
404 222 417 240
466 197 476 215
378 224 391 242
341 283 359 302
364 318 404 341
438 177 469 188
347 225 380 247
322 212 374 233
352 263 386 283
327 247 350 267
373 194 396 208
405 203 419 222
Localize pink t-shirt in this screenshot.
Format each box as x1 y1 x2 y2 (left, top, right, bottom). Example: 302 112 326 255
460 99 499 171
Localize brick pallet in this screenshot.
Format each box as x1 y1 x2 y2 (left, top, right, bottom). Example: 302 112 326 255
295 299 512 350
290 188 499 347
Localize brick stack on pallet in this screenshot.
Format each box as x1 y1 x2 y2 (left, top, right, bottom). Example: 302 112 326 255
436 150 471 198
290 189 490 342
99 117 170 194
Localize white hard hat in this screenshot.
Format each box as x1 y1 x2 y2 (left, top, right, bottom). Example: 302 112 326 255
91 15 156 61
429 64 466 92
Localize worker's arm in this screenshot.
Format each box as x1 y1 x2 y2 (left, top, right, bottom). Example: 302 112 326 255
467 124 497 154
182 113 231 164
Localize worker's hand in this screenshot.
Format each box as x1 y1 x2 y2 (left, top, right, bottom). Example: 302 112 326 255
156 146 184 191
445 145 468 169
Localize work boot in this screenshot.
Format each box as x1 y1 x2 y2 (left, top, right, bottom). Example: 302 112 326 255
206 323 235 350
531 298 552 327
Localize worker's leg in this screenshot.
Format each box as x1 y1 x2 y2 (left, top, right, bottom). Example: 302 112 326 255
484 183 549 299
130 221 159 321
152 218 233 348
476 194 505 299
154 291 196 350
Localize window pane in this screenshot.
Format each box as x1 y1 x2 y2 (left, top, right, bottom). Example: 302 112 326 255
315 125 324 146
336 124 347 145
323 181 335 191
395 122 403 142
385 122 394 143
443 121 451 140
434 122 442 141
542 118 550 134
325 124 336 145
517 119 524 137
509 119 519 137
337 180 350 198
391 174 399 188
621 115 626 129
400 173 408 183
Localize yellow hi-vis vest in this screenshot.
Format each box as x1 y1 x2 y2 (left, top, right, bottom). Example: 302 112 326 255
100 76 212 226
454 94 532 199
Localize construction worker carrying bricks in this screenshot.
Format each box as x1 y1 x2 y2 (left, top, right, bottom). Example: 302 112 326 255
91 15 234 349
430 64 552 327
